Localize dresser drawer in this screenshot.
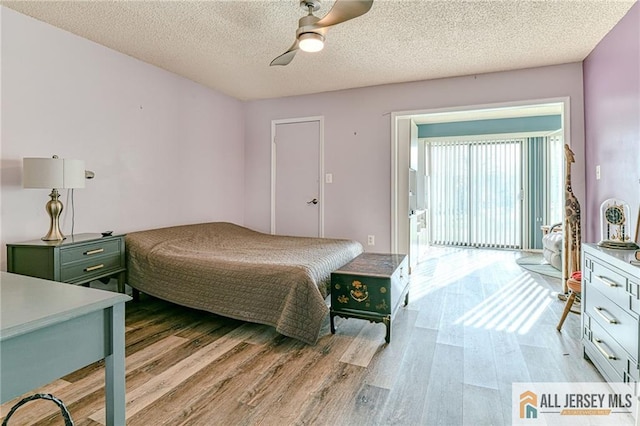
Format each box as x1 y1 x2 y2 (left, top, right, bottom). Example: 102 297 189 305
60 253 123 283
60 239 122 266
585 285 638 356
586 255 631 312
584 314 631 384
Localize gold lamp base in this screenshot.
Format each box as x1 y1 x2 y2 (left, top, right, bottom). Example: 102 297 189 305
42 188 65 241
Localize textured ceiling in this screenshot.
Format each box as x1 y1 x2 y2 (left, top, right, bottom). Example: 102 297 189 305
1 0 636 101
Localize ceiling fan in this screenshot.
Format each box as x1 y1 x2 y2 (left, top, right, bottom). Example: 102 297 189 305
270 0 374 66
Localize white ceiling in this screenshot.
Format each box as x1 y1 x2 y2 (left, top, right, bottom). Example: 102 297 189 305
1 0 636 101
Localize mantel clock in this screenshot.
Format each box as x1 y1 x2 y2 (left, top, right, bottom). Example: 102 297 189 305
598 198 639 249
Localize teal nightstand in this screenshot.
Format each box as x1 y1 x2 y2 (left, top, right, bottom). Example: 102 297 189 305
7 233 126 293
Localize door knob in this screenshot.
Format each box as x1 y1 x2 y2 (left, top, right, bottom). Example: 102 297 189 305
307 198 318 205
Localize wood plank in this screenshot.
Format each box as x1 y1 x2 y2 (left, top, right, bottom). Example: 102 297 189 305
488 329 531 423
462 384 505 426
291 362 367 425
435 282 464 347
5 336 186 425
421 343 464 424
61 307 200 383
342 383 390 425
218 332 362 425
339 321 387 367
410 286 446 330
88 323 262 424
74 419 104 426
463 327 499 389
378 327 438 424
32 369 155 426
126 341 266 426
236 338 308 407
136 322 241 376
364 308 418 389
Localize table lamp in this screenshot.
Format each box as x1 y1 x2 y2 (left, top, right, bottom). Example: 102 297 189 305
23 155 86 241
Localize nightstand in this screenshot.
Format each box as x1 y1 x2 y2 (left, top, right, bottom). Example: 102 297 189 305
7 233 126 293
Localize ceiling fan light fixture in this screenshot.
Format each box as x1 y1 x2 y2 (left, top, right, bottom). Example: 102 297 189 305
271 0 373 66
298 32 325 52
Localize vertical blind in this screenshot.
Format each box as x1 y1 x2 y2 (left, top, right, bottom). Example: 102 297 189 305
429 139 523 249
522 135 564 249
546 136 564 225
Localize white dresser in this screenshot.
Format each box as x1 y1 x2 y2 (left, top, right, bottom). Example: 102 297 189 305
582 243 640 392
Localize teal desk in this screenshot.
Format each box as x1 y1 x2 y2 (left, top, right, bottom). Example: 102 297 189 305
0 272 131 425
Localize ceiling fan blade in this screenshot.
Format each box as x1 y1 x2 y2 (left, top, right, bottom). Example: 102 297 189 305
315 0 373 28
270 40 300 66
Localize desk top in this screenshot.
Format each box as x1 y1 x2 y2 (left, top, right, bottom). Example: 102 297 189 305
0 272 131 340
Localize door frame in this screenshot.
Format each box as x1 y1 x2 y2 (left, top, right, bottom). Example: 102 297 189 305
390 97 571 256
271 116 325 236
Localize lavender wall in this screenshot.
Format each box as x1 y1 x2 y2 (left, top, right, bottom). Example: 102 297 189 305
244 64 586 250
0 7 245 269
1 5 600 263
583 2 640 243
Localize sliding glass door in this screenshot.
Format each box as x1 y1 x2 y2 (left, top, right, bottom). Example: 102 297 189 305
430 139 523 248
428 136 562 250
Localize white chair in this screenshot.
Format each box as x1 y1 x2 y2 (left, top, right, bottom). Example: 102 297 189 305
542 223 562 270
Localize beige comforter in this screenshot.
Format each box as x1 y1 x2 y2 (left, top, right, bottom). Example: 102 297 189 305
126 222 363 344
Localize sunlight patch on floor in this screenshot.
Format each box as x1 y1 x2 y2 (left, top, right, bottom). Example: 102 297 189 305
410 249 503 301
454 272 552 334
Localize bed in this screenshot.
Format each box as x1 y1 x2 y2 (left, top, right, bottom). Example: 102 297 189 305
125 222 363 344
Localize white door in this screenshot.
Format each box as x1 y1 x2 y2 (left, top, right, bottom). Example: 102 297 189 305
271 117 324 237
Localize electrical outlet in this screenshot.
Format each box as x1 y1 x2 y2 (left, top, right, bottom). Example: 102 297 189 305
325 173 333 184
596 165 601 180
367 235 375 246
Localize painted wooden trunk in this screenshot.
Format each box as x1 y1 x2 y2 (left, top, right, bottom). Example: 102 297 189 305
330 253 409 343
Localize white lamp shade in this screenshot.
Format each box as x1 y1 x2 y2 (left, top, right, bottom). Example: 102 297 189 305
23 157 86 189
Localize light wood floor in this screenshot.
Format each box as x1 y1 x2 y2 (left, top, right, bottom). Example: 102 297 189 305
2 247 607 425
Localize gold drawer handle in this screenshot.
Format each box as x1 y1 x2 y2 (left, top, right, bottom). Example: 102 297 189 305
85 264 104 272
596 275 619 288
594 338 617 360
85 248 104 256
593 306 618 324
